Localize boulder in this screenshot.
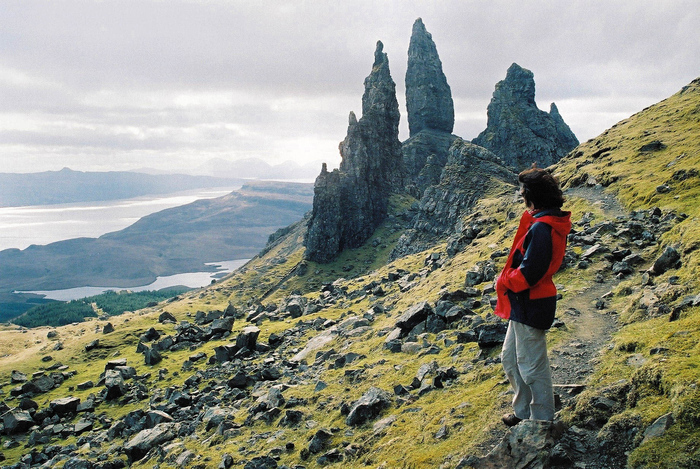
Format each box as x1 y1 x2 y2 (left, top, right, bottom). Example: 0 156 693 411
3 409 35 435
159 311 177 323
243 456 278 469
236 326 261 352
209 317 234 335
202 407 230 431
143 346 162 366
84 339 100 351
476 322 508 348
10 370 27 383
308 428 333 454
105 358 128 370
31 374 56 393
395 301 433 333
346 387 392 426
649 246 681 275
140 327 161 342
104 369 127 400
642 412 674 444
145 410 174 429
123 422 180 462
50 396 80 415
473 419 566 468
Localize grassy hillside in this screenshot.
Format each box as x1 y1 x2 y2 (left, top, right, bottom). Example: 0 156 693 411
0 78 698 468
553 77 700 467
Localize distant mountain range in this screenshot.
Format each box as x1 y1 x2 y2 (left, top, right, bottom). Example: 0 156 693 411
0 158 327 207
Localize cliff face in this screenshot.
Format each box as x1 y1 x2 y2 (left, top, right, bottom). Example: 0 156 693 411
304 42 403 263
472 63 578 171
403 18 458 197
391 138 517 259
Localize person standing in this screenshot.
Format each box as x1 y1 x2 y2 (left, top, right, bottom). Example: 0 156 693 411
495 167 572 426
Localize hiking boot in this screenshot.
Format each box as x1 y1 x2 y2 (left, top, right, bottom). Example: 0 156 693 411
501 413 523 427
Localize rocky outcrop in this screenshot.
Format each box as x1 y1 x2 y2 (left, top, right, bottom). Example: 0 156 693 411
304 41 403 263
403 19 457 196
391 139 517 259
472 63 578 171
402 130 458 198
405 18 454 136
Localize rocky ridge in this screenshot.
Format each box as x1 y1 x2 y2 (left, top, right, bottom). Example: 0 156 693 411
391 139 517 260
472 63 579 171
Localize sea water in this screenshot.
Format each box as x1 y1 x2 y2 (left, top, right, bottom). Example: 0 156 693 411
0 187 237 252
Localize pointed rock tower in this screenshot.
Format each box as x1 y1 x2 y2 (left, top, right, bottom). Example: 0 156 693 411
304 41 403 263
405 18 454 136
402 18 458 197
472 63 578 170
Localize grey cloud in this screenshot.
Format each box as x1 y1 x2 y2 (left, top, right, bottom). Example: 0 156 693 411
1 0 699 173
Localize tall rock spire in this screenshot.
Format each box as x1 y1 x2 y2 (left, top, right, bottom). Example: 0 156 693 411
401 18 457 198
472 63 579 170
405 18 455 136
304 41 403 263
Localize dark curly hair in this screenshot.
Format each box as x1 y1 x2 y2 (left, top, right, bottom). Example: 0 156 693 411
518 167 564 209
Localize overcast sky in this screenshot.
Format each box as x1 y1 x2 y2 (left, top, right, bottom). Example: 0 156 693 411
1 0 698 176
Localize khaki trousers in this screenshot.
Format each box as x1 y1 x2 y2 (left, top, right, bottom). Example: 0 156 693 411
501 320 555 421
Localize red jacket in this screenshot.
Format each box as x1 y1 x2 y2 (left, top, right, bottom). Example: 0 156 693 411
495 209 571 330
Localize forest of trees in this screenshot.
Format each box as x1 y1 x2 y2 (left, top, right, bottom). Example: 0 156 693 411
13 287 190 328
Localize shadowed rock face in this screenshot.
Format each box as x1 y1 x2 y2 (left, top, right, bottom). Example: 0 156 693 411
403 18 457 197
472 63 578 171
405 18 454 136
304 41 403 263
391 138 517 259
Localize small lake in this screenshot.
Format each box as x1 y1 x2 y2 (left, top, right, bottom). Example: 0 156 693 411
19 259 250 301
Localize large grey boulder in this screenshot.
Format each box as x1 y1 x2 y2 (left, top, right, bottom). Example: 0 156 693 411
236 325 261 352
3 409 35 434
209 317 234 335
143 346 162 366
10 370 27 383
472 63 578 171
471 419 566 468
395 301 433 333
145 410 174 429
346 387 392 426
649 246 681 275
104 369 127 400
123 422 181 462
50 396 80 415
